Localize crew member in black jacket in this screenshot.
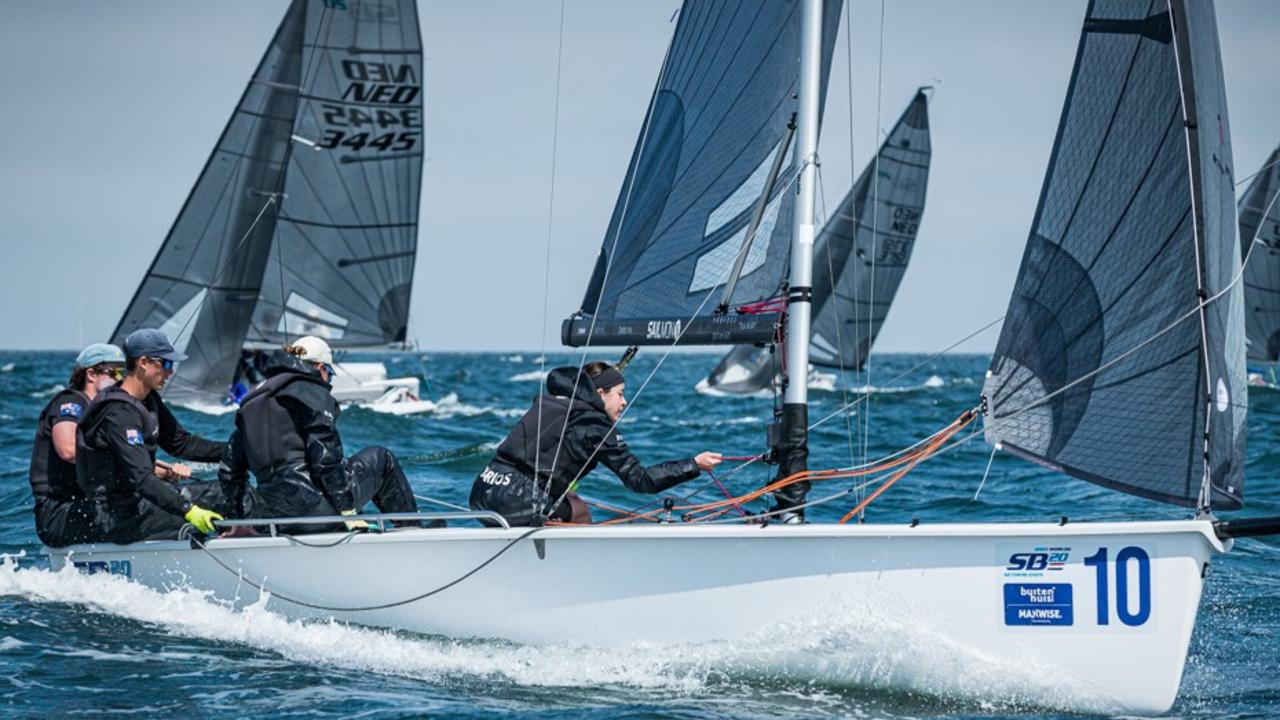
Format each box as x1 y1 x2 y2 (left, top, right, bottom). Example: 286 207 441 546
218 336 418 531
471 361 722 526
29 343 126 547
76 329 231 543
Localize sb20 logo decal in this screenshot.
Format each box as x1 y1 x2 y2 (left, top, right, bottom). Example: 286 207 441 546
73 560 132 578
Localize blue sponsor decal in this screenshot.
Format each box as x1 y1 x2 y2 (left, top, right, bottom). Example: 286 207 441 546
73 560 132 578
125 428 143 446
1004 583 1073 626
58 402 83 418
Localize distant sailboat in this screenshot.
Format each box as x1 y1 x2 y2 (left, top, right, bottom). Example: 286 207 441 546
700 88 932 395
1239 143 1280 386
110 0 427 410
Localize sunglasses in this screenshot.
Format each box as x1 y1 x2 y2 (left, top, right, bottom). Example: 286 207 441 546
146 357 176 371
92 365 125 381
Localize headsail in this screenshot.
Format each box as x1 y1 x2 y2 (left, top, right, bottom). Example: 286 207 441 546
112 0 423 400
704 89 932 394
247 0 423 350
1240 144 1280 363
111 2 306 398
562 0 842 348
982 0 1246 510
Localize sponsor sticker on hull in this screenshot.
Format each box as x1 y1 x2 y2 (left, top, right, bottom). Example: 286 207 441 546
1004 583 1073 626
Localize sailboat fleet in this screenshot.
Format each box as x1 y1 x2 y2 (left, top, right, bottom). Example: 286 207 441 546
42 0 1280 714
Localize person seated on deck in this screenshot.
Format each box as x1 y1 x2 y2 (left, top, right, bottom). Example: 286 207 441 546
75 329 241 544
470 361 722 526
28 343 127 547
218 336 419 533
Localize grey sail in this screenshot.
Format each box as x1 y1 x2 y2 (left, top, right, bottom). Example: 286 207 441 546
112 0 423 401
111 1 306 399
563 0 842 348
704 89 932 394
1239 144 1280 363
982 0 1246 510
247 0 424 350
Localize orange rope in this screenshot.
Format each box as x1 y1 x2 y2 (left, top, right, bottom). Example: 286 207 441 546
551 409 976 526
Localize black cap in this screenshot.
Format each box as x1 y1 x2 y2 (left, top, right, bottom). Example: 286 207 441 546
123 328 188 362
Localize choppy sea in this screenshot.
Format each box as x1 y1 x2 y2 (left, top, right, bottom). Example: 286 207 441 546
0 350 1276 719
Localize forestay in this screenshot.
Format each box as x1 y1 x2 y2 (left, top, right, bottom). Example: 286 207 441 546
983 0 1246 510
111 3 306 398
563 0 841 347
1239 144 1280 363
247 0 423 351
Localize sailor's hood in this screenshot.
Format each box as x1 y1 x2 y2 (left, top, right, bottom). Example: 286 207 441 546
262 349 325 382
544 366 606 413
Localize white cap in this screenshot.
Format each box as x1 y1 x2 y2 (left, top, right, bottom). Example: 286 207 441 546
291 336 333 364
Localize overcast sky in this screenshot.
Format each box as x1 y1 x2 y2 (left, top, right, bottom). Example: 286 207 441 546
1 1 1277 353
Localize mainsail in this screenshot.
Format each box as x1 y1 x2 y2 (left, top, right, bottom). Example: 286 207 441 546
982 0 1246 510
704 89 932 394
1239 144 1280 363
562 0 842 347
111 0 423 399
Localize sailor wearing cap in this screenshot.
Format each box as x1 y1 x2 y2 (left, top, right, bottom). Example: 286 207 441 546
218 336 419 532
27 343 126 547
74 329 235 543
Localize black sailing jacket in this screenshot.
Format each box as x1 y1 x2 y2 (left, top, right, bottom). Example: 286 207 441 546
220 350 351 516
488 366 699 501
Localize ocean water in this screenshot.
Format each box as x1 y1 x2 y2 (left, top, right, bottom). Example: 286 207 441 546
0 350 1276 719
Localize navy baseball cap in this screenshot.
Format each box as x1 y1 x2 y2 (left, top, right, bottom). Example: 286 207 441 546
123 328 188 362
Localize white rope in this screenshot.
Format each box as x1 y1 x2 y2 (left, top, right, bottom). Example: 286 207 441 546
809 314 1005 432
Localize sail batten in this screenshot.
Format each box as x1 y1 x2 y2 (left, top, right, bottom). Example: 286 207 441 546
982 0 1245 510
564 0 842 348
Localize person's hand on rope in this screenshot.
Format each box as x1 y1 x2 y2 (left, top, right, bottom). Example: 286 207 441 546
694 452 723 472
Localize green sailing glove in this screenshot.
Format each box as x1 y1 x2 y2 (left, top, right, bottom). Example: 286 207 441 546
184 505 223 534
341 509 369 531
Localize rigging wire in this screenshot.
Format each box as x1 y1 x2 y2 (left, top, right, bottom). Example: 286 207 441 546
532 0 569 521
540 9 682 515
860 0 888 521
809 314 1005 432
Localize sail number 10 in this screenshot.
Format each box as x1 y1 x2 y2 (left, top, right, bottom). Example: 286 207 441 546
1083 546 1151 626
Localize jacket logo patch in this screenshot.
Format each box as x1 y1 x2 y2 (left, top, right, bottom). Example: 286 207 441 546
125 428 144 446
58 402 83 418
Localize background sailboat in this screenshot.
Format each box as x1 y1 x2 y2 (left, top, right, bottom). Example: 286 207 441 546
110 0 426 409
1239 143 1280 386
700 88 932 396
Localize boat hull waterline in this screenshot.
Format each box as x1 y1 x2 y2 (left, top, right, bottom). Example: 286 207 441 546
45 520 1223 714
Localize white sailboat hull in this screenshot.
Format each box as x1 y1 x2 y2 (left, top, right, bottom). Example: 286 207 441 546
46 520 1224 713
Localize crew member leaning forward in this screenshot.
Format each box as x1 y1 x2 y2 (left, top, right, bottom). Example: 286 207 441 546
470 361 722 526
76 329 234 543
219 336 419 533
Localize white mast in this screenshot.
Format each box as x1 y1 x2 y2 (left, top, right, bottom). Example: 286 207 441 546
784 0 822 407
770 0 822 518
